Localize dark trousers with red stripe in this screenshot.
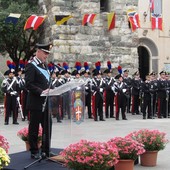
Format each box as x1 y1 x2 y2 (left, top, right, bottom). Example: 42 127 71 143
142 94 151 118
157 96 166 118
94 92 103 121
5 94 17 123
115 93 127 119
85 92 92 118
105 90 115 118
131 94 140 114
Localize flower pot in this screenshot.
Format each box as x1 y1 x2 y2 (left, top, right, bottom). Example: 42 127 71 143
140 151 158 167
25 141 30 151
25 141 42 151
114 159 134 170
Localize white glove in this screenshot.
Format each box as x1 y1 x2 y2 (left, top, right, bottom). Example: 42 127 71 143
122 89 126 93
10 91 17 95
3 79 7 84
54 67 59 73
1 79 8 87
76 87 81 90
85 86 89 90
100 88 103 92
111 86 115 92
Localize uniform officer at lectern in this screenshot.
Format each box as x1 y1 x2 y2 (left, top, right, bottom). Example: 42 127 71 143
25 43 54 159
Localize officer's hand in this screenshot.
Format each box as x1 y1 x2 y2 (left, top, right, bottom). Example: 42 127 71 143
42 88 50 94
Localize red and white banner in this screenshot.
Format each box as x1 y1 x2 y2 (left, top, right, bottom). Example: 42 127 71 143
127 10 140 32
24 15 46 30
151 13 162 30
82 14 96 26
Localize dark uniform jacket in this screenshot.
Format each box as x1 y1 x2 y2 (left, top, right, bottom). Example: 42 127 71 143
123 77 132 95
157 79 169 98
141 80 150 98
83 77 92 95
25 57 50 110
1 77 19 95
104 76 115 91
149 79 158 94
131 78 143 96
91 77 105 95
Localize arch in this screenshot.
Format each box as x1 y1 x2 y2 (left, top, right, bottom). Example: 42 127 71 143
138 46 150 80
138 37 159 78
138 37 158 56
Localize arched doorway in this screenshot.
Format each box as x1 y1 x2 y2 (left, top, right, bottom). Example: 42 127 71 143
138 46 150 81
138 37 159 81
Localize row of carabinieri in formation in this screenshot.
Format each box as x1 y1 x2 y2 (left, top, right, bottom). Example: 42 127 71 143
1 60 170 124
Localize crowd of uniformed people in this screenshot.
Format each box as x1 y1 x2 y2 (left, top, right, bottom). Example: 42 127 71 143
1 60 170 125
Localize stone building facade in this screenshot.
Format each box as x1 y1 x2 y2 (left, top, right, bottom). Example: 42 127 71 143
1 0 169 80
39 0 139 75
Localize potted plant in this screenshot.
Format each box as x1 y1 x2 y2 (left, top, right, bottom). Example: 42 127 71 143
0 135 9 153
17 126 43 150
0 147 10 169
60 139 119 170
126 129 169 166
108 137 145 170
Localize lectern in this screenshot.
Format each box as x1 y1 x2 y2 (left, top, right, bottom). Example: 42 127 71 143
42 80 85 124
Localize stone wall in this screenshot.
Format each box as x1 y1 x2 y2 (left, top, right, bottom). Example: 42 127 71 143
0 55 10 77
40 0 139 73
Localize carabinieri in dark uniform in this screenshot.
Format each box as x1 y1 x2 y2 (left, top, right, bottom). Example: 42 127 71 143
81 62 92 119
157 71 169 118
149 72 158 118
103 61 115 118
91 62 105 121
114 74 128 120
61 62 71 119
123 69 132 113
131 71 143 115
25 43 54 159
1 64 20 125
141 74 152 119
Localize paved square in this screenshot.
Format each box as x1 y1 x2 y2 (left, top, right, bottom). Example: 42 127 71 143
0 112 170 170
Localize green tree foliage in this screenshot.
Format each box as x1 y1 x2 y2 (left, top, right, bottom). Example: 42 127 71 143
0 78 4 102
0 0 44 70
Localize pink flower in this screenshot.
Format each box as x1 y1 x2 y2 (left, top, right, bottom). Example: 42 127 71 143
60 139 119 170
108 137 145 160
126 129 169 151
0 135 9 153
17 126 42 142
